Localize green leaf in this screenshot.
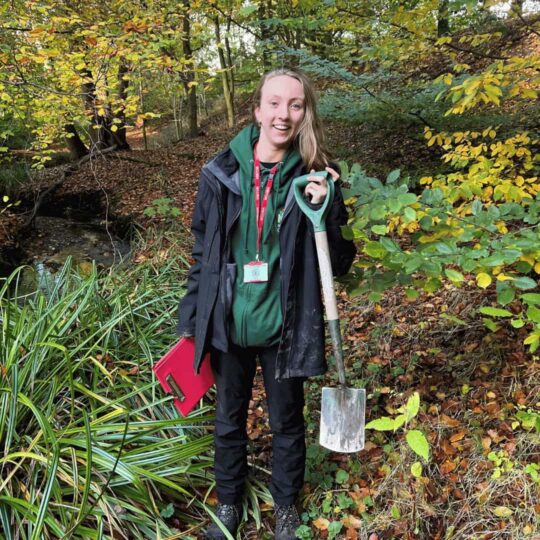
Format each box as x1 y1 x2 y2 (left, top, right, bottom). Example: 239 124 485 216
479 307 513 317
398 193 417 205
403 207 417 223
483 318 499 332
160 503 174 518
393 414 406 430
335 469 349 484
405 288 419 300
513 276 538 290
388 198 402 213
366 416 396 431
406 430 430 461
403 392 420 422
411 461 423 478
368 291 382 302
391 505 401 519
521 293 540 305
510 318 525 328
445 269 464 282
496 285 515 306
526 305 540 324
386 169 400 184
371 224 388 235
328 520 343 540
364 241 387 259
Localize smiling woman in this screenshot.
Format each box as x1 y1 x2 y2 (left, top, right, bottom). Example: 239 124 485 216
174 67 356 540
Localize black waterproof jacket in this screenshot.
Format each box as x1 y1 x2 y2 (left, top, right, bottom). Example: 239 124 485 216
177 146 356 379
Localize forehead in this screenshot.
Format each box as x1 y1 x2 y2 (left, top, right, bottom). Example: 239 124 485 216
260 75 305 100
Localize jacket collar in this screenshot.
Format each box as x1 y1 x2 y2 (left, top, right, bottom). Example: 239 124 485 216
203 146 241 195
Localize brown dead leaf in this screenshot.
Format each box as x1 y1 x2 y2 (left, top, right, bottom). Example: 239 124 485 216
343 515 363 529
441 460 457 474
313 517 330 530
440 414 461 428
450 431 466 443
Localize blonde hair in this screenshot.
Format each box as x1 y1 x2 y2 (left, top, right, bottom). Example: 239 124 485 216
252 68 330 171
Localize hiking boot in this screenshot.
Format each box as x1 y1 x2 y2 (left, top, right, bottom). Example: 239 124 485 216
274 503 301 540
204 503 242 539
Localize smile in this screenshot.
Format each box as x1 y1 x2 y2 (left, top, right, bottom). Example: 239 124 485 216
272 124 290 132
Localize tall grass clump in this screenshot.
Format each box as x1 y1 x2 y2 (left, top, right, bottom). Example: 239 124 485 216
0 256 215 539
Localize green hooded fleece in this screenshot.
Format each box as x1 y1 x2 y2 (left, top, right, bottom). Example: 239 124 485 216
229 124 302 348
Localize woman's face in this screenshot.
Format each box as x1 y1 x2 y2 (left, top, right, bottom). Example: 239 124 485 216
255 75 306 156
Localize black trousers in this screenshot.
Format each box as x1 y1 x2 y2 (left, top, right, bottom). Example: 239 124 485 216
211 344 306 506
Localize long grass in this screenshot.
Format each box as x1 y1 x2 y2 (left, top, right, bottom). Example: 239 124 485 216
0 255 215 539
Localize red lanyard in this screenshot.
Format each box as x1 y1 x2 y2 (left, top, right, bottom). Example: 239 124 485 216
253 144 279 260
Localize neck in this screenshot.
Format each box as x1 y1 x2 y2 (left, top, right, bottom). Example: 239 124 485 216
256 137 286 163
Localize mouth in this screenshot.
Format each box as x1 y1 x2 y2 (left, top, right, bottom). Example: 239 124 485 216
272 124 291 132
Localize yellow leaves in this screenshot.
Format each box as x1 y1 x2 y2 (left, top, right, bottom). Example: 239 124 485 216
476 273 492 289
534 262 540 275
436 36 452 45
493 506 513 518
495 221 508 234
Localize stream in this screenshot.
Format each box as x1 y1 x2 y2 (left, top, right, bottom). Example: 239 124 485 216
4 212 131 297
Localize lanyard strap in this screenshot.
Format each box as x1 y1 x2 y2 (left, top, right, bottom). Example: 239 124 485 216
253 144 279 259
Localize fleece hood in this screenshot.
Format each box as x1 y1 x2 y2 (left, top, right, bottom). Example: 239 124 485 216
228 124 303 348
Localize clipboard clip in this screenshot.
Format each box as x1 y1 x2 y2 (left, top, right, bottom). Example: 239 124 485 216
166 374 186 402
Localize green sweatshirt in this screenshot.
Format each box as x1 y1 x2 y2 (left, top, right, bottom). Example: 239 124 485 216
229 124 302 348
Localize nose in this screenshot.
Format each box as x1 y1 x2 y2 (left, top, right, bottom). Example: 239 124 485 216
277 102 289 119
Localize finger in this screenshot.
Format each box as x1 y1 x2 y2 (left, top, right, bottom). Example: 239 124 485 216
307 174 327 184
325 166 340 181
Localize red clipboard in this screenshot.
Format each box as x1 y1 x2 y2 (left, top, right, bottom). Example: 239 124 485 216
153 338 214 417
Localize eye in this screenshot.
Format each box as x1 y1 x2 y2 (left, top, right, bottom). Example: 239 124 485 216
290 103 303 111
270 101 279 107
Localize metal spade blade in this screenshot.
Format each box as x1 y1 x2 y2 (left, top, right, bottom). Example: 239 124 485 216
320 387 366 453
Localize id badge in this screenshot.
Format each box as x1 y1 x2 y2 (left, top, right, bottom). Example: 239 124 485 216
244 260 268 283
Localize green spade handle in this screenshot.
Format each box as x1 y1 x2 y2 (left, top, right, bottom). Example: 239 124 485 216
293 172 346 387
292 171 334 232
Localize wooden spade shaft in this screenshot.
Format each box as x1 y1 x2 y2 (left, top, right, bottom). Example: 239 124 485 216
314 230 346 387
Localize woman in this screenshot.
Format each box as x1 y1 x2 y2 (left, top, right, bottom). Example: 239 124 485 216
177 68 356 540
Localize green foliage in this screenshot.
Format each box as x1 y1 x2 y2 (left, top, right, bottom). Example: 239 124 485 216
143 197 181 219
341 158 540 350
0 258 214 538
366 392 430 465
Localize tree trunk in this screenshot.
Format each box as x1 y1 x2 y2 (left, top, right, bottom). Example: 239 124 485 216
225 18 235 101
258 0 271 69
64 124 88 160
437 0 450 37
182 0 198 138
80 67 130 151
111 61 131 150
214 16 235 128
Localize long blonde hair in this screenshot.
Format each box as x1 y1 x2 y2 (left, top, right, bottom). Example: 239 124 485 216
252 68 330 171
